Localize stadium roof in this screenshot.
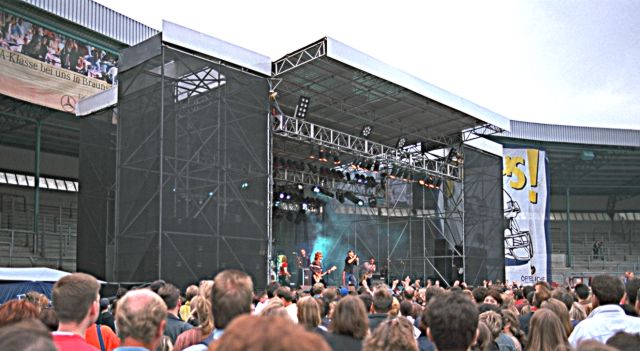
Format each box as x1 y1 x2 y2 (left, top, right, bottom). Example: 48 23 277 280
492 121 640 197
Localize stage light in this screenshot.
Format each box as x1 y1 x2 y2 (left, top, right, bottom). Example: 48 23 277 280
240 182 249 189
333 153 341 165
345 173 352 182
318 187 335 198
312 185 321 193
318 147 328 162
368 196 377 208
294 96 311 119
345 191 364 206
361 125 373 138
279 192 286 200
308 145 317 160
396 137 407 149
373 161 382 172
286 193 292 200
296 183 304 193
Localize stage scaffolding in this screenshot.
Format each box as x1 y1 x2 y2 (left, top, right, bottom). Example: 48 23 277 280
111 34 270 289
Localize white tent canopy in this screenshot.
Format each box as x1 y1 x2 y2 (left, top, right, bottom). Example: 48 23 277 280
0 267 71 282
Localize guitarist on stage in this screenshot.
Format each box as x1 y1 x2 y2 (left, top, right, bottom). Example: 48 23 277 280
310 251 336 286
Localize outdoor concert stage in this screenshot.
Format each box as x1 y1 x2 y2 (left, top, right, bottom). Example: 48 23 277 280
78 22 509 289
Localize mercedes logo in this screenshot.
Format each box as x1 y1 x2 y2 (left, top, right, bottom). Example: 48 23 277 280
60 95 77 112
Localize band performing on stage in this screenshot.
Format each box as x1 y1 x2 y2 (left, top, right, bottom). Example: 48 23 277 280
275 248 376 289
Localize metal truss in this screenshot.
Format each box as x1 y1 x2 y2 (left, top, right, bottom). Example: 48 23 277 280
273 167 379 198
273 114 462 180
273 40 326 76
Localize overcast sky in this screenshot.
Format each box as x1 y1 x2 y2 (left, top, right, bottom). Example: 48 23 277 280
96 0 640 130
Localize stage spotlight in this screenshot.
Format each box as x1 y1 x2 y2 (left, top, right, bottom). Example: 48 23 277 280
294 96 311 119
318 187 335 198
285 193 292 200
296 183 304 193
308 145 317 160
345 172 352 182
318 147 328 162
396 137 407 149
373 161 382 172
278 192 286 200
368 196 377 208
345 191 364 206
361 125 373 138
312 185 321 193
332 153 341 165
336 190 345 204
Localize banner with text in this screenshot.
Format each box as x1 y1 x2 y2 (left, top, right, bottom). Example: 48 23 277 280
0 11 116 113
503 148 550 285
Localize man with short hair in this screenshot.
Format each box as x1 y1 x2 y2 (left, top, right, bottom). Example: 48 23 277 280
369 285 393 331
575 283 592 315
114 289 167 351
427 291 478 351
158 283 192 344
184 269 254 351
51 272 101 351
569 274 640 347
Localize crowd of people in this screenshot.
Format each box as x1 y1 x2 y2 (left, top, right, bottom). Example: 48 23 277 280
0 269 639 351
0 12 118 84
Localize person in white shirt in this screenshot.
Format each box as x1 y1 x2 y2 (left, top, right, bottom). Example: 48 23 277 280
569 274 640 347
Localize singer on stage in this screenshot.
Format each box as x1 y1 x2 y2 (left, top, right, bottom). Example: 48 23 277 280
343 250 359 287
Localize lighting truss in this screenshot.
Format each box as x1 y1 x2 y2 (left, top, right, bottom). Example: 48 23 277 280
272 114 462 180
273 167 378 198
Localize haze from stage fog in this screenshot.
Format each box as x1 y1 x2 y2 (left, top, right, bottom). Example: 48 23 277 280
96 0 640 130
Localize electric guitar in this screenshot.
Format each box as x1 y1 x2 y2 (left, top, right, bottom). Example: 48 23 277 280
313 266 337 284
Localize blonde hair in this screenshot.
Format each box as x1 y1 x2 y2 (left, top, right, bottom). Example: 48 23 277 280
297 296 321 328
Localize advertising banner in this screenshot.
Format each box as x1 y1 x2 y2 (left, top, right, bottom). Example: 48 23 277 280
503 148 550 285
0 11 117 113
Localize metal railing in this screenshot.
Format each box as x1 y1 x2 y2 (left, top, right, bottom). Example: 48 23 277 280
0 228 77 269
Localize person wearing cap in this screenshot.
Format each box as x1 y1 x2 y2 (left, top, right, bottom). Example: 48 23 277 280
96 298 115 332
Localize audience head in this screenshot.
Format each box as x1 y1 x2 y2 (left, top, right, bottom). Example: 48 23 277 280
363 317 418 351
191 295 213 335
52 273 100 325
569 301 587 321
0 299 39 327
427 292 479 351
210 315 330 351
472 286 488 304
526 308 569 351
624 278 640 305
211 269 253 329
576 340 617 351
479 310 502 340
157 283 181 310
330 295 369 340
24 291 50 312
574 283 590 300
591 274 624 307
297 296 321 329
39 307 58 331
359 293 373 312
474 321 492 351
483 289 503 306
372 285 393 313
541 297 572 337
116 289 167 348
605 331 640 351
185 284 199 302
0 319 57 351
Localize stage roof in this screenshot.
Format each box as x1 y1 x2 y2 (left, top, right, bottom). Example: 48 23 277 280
272 37 510 150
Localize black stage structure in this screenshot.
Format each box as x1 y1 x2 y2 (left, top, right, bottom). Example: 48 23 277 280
79 23 272 289
78 25 510 289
